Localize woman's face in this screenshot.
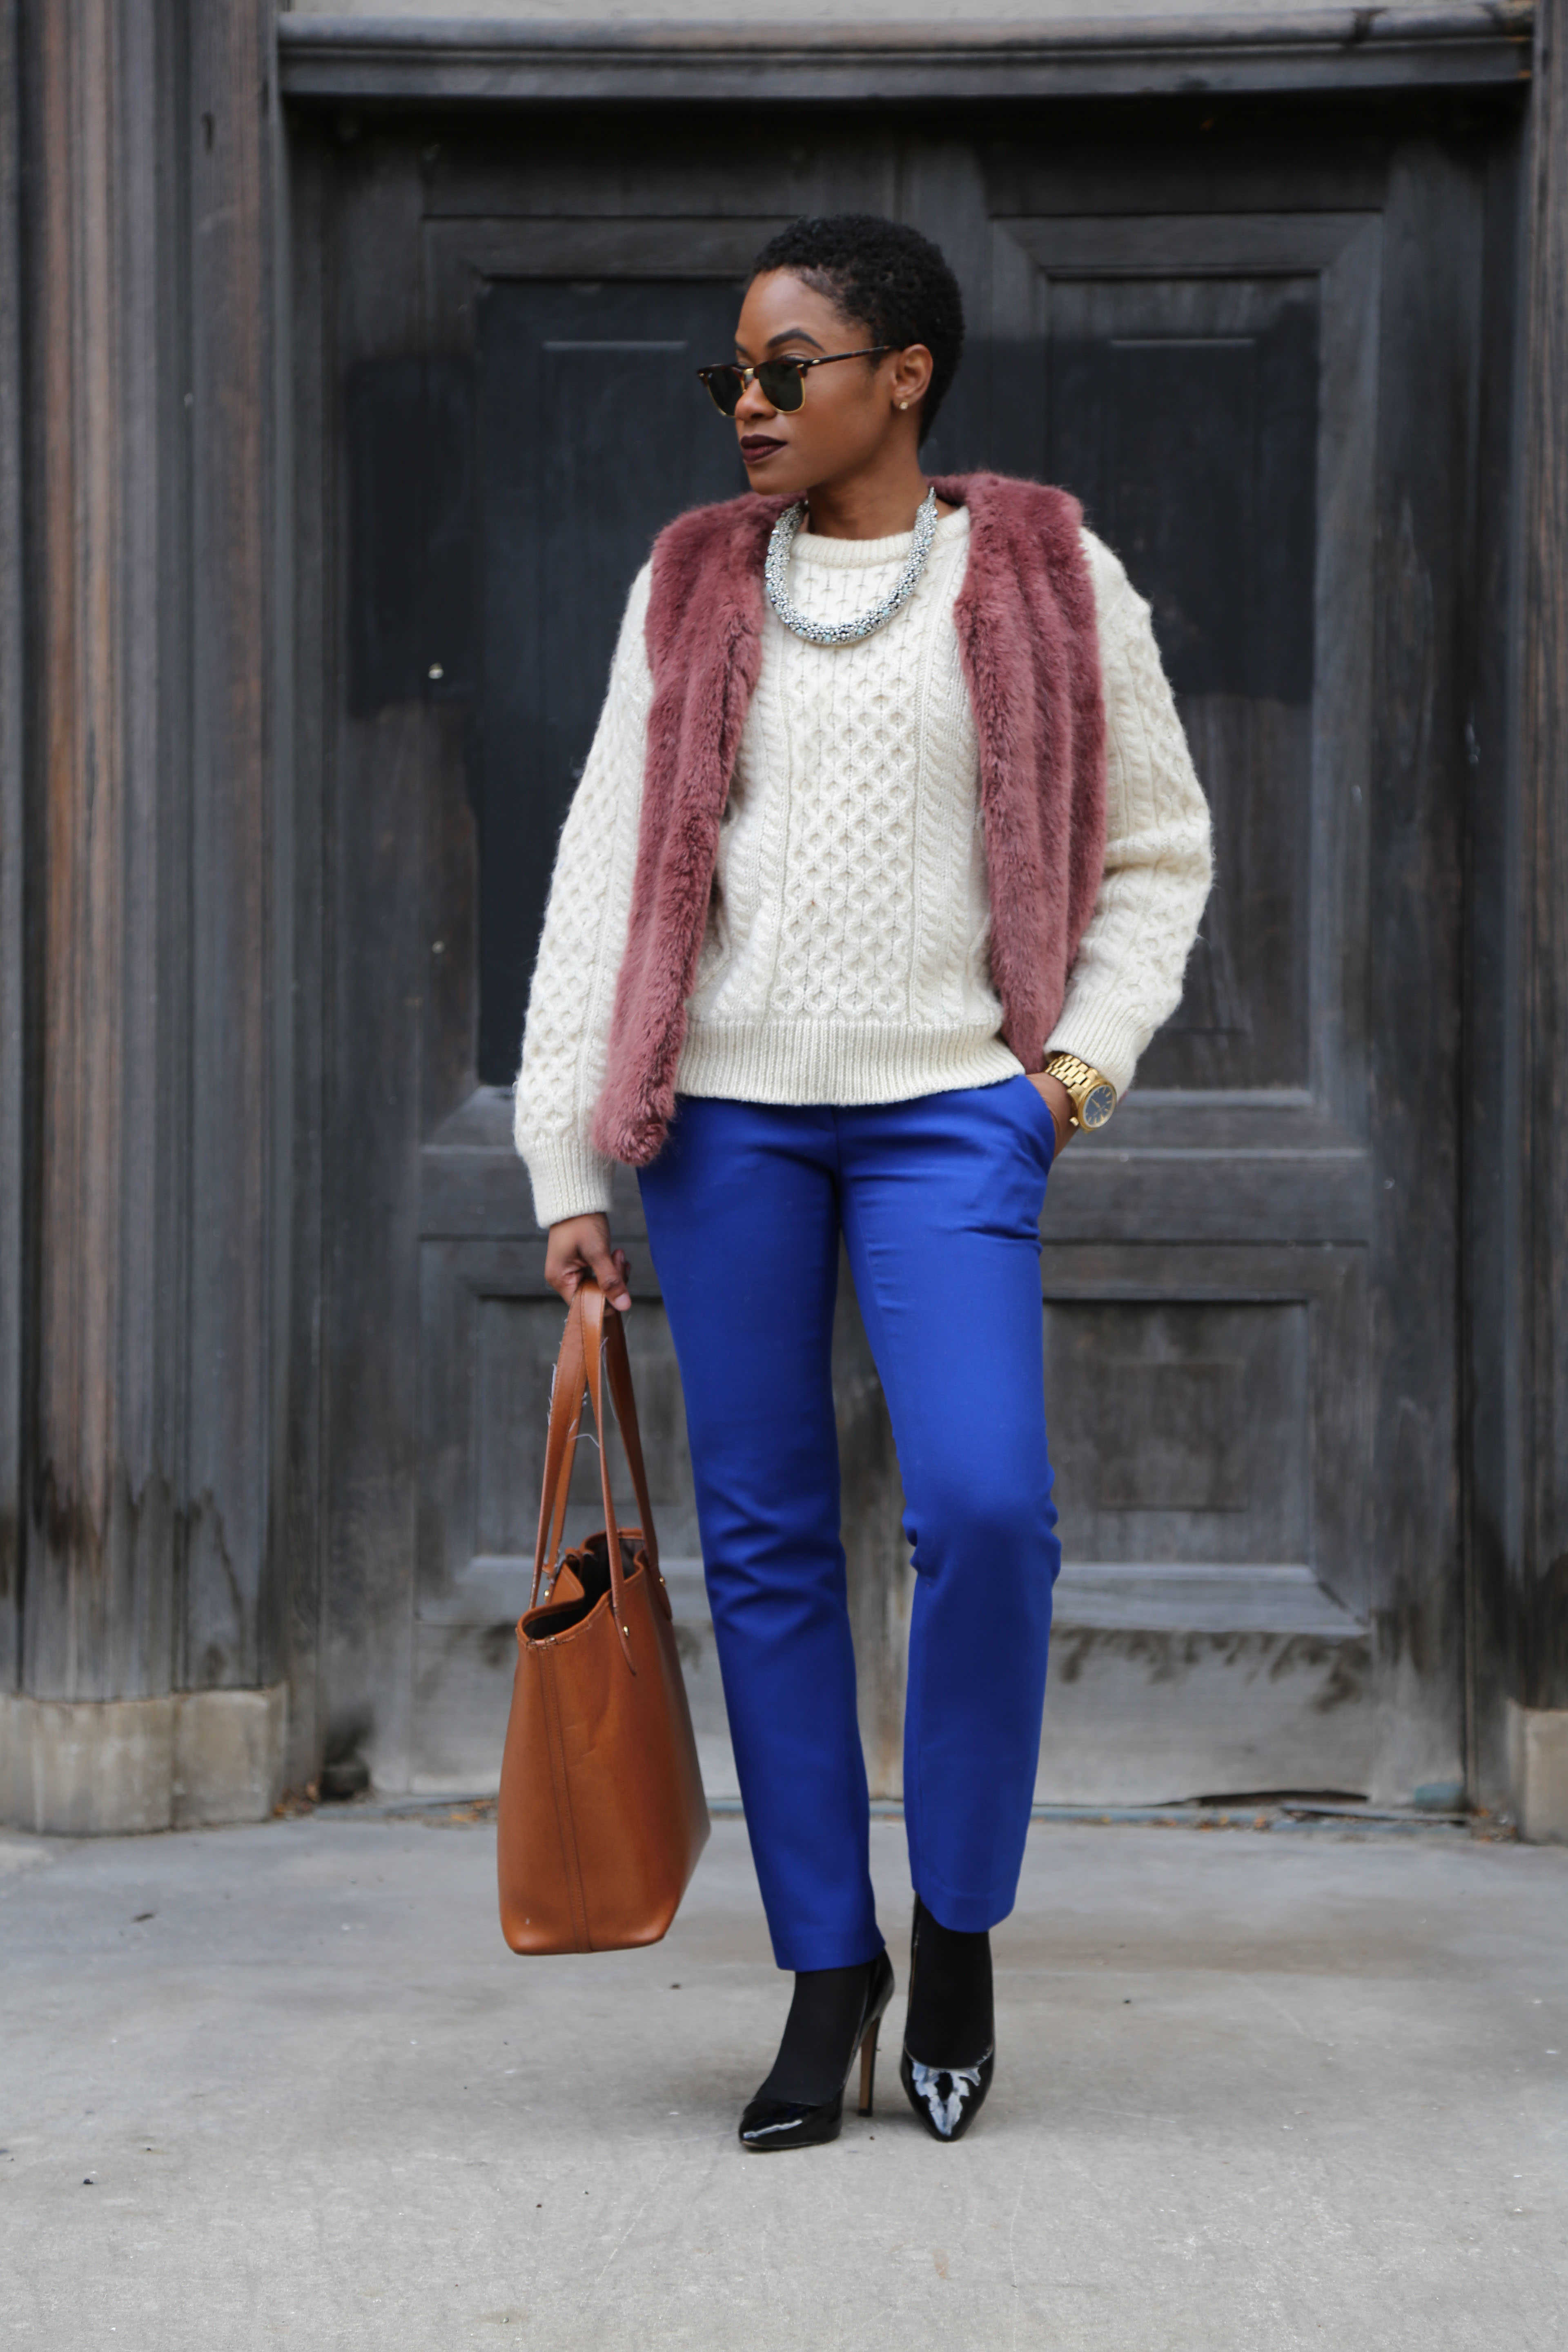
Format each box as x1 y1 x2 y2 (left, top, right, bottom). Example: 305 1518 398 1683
722 270 933 501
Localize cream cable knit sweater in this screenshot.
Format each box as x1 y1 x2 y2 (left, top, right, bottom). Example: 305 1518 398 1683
516 507 1211 1230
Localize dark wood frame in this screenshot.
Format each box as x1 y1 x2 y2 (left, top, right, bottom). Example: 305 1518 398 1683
5 0 284 1715
1513 0 1568 1726
0 0 21 1695
278 10 1532 105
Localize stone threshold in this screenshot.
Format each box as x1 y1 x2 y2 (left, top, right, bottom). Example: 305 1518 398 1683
0 1688 288 1836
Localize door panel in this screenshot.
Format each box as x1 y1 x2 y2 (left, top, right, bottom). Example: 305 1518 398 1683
986 201 1384 1721
407 203 889 1795
475 278 745 1079
1048 272 1318 1093
1050 1301 1307 1547
995 209 1379 1139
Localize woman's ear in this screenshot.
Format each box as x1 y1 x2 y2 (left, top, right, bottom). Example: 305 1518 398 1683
889 342 935 417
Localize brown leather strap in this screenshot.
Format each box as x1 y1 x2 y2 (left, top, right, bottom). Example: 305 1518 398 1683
578 1283 663 1673
528 1281 663 1658
529 1292 588 1608
580 1287 631 1670
595 1295 660 1582
543 1293 596 1582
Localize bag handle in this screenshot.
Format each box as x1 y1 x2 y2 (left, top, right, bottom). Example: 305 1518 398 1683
579 1283 662 1674
581 1284 660 1584
527 1285 662 1675
529 1292 588 1608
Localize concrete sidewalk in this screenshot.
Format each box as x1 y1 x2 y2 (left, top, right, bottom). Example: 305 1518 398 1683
1 1809 1564 2352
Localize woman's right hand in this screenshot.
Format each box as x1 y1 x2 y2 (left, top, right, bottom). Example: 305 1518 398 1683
545 1213 632 1312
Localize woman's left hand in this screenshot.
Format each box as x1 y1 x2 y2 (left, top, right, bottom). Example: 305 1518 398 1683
1027 1070 1076 1157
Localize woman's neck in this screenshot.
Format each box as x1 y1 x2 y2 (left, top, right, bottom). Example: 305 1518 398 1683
803 453 951 541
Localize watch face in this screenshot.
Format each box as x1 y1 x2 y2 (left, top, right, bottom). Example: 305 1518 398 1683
1080 1082 1117 1130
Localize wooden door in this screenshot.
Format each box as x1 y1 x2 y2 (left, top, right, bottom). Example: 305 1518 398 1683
299 111 1481 1806
958 137 1477 1804
996 202 1387 1800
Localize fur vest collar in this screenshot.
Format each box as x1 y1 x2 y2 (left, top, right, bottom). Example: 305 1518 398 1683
590 471 1107 1167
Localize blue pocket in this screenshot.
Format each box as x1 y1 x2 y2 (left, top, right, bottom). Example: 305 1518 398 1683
1011 1074 1058 1173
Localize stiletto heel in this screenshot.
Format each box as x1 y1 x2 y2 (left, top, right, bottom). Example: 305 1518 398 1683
857 2015 880 2116
739 1949 894 2152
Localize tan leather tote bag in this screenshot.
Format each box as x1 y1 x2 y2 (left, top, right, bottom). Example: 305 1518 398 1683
497 1281 710 1953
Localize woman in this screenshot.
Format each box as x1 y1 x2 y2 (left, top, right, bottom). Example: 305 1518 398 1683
515 214 1211 2149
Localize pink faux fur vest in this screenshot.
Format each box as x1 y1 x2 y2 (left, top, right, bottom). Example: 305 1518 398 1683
590 471 1106 1167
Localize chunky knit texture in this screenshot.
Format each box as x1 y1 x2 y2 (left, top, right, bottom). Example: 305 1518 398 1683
679 511 1016 1107
516 509 1210 1230
587 474 1105 1172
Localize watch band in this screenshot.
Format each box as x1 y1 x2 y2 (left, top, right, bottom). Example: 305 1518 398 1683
1040 1052 1119 1134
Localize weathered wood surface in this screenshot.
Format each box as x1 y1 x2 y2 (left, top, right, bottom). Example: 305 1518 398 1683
184 1 280 1693
314 131 432 1791
0 0 21 1695
279 126 330 1793
276 9 1535 105
1521 0 1568 1711
1461 125 1529 1799
1363 140 1479 1796
26 0 178 1701
19 0 280 1710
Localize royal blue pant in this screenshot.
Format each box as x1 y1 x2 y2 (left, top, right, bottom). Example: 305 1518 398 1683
638 1077 1060 1971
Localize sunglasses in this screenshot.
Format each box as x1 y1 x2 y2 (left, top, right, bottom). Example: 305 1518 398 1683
696 347 892 417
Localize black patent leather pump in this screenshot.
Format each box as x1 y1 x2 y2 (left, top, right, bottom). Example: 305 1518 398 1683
899 1897 995 2144
738 1949 895 2153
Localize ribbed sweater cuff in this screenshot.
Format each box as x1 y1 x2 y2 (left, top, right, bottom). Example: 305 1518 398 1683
523 1133 615 1232
1042 998 1149 1103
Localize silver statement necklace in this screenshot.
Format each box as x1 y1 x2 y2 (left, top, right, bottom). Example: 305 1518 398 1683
764 488 940 648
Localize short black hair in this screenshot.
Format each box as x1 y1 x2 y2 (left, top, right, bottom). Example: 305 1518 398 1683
748 214 965 440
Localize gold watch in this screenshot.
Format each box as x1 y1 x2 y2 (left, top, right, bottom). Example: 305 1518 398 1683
1040 1052 1118 1136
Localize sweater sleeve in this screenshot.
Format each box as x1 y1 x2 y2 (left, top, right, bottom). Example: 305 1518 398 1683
513 561 654 1229
1042 531 1214 1099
